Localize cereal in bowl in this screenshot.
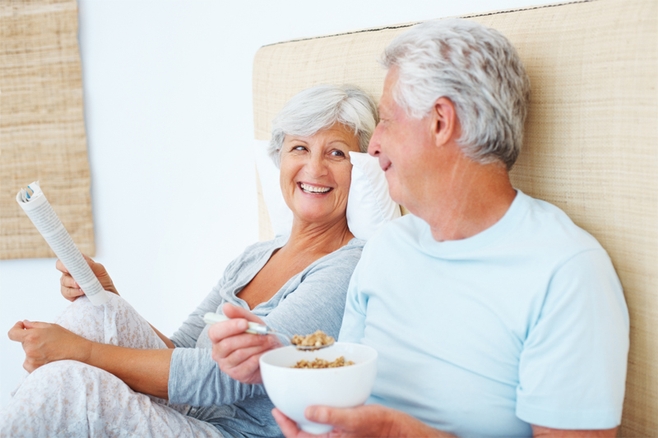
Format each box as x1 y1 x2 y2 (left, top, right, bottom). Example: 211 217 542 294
292 356 355 369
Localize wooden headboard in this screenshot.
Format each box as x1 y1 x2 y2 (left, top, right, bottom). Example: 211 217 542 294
252 0 657 433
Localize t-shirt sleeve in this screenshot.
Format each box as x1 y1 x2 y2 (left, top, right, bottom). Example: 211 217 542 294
168 243 269 405
516 248 629 429
169 283 225 348
169 347 265 406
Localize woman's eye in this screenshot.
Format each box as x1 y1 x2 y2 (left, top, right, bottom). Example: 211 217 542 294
291 145 307 152
330 150 346 157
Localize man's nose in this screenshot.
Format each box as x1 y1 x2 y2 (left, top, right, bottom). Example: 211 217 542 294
368 125 381 157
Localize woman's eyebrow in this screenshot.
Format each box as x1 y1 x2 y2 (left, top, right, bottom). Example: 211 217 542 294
327 139 352 147
285 137 309 144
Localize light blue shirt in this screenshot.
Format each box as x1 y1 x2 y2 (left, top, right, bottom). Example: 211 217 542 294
339 191 629 437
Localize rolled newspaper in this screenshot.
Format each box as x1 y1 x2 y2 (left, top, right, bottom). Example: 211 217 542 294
16 181 109 306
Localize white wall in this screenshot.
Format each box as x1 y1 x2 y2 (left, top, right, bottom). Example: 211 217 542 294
0 0 555 407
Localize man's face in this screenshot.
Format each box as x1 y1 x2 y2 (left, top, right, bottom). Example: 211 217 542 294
368 68 437 212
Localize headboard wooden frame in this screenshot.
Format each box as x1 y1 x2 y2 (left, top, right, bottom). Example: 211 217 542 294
252 0 657 434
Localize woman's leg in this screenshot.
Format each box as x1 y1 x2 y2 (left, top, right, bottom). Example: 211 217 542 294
55 294 166 349
54 293 177 408
0 360 220 437
0 295 216 436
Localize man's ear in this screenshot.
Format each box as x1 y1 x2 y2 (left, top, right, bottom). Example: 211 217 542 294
430 97 459 147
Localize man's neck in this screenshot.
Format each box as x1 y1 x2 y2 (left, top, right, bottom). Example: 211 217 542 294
414 159 516 242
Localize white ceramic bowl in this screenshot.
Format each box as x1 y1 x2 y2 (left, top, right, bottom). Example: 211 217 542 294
260 342 378 434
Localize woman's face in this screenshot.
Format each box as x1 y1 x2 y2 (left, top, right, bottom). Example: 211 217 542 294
279 123 360 228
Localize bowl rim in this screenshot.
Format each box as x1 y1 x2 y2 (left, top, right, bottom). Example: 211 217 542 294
259 342 378 372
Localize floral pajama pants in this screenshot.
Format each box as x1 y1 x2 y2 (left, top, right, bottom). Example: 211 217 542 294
0 294 220 437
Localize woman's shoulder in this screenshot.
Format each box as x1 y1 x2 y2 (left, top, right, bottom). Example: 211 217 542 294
336 237 366 258
309 237 365 274
222 236 287 276
346 237 366 250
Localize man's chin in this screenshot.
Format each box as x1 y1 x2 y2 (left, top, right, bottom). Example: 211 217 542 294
388 189 404 210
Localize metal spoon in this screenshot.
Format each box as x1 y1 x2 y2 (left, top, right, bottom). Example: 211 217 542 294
203 312 334 351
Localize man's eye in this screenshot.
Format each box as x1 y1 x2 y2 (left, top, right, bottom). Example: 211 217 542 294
291 145 307 152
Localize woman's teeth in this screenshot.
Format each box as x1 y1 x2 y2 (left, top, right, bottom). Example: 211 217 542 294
300 183 331 194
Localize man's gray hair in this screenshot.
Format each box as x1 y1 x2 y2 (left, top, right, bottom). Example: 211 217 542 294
269 84 378 167
382 18 530 169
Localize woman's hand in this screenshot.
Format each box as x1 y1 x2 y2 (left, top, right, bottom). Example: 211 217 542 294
56 255 118 301
208 303 282 385
272 405 449 438
7 321 92 373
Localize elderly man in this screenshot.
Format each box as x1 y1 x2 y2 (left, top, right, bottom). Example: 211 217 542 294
210 18 629 437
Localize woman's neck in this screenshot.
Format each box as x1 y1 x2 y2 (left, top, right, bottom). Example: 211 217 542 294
285 217 354 257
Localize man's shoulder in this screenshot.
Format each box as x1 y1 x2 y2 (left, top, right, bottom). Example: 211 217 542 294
359 214 426 259
518 191 603 252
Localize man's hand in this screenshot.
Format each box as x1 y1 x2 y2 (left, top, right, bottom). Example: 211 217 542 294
272 405 450 438
208 303 282 385
7 321 92 372
56 255 118 301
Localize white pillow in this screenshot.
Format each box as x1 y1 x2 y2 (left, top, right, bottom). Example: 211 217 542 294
254 139 293 237
253 140 400 240
346 151 401 239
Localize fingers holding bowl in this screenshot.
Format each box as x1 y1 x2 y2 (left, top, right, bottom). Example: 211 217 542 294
259 343 378 435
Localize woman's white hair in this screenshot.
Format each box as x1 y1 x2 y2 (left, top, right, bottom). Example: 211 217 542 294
382 18 530 170
268 84 378 167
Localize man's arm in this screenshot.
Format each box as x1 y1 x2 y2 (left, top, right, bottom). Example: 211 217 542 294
273 405 452 438
532 425 618 438
272 405 619 438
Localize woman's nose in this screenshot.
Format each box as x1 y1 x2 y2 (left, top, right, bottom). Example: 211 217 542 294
306 155 328 177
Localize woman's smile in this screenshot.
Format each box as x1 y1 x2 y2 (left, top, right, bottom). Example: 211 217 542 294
299 182 332 194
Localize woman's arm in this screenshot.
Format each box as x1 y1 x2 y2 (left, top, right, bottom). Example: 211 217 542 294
8 320 173 399
57 256 175 348
57 256 118 300
210 304 279 384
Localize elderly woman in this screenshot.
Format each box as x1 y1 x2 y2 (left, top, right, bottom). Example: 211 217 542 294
1 84 378 437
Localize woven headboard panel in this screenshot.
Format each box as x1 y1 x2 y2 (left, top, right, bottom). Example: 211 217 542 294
252 0 657 433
